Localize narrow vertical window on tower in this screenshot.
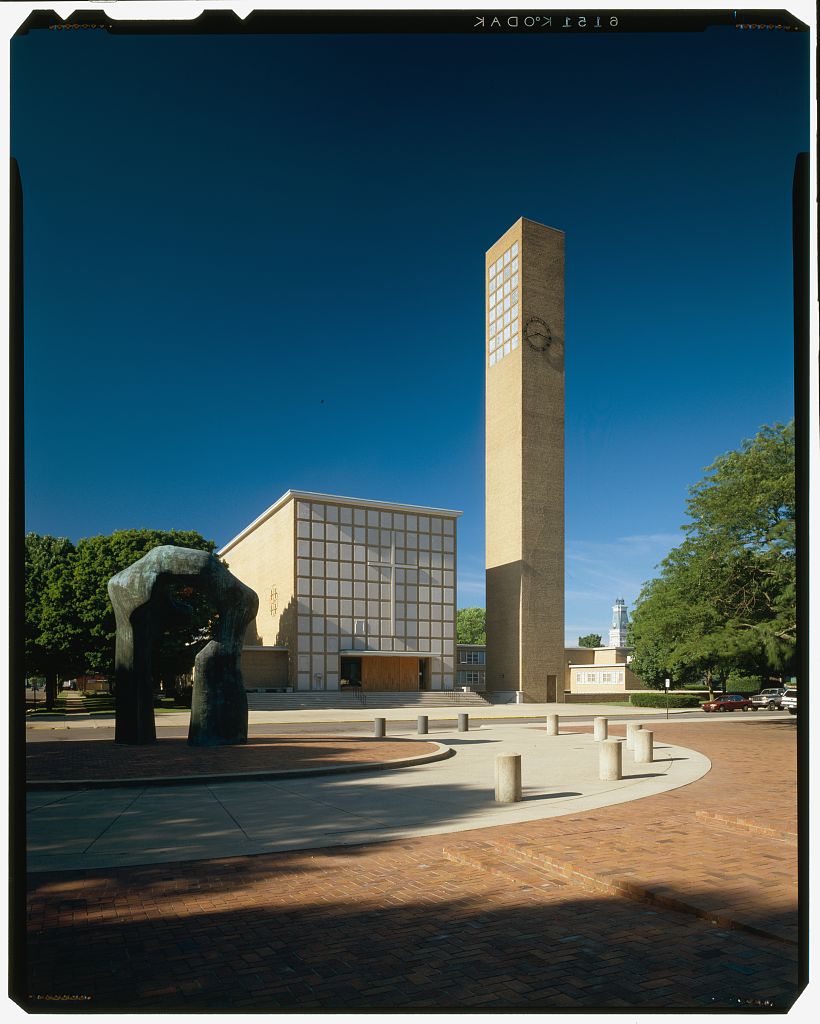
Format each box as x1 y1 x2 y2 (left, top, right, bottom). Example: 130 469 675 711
487 240 520 366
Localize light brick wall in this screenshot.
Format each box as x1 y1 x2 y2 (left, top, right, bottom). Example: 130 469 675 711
486 217 565 702
220 501 296 683
241 649 289 689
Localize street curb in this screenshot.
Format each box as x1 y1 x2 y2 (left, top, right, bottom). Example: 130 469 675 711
26 740 454 791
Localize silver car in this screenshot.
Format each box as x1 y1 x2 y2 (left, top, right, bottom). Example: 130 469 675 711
750 687 788 710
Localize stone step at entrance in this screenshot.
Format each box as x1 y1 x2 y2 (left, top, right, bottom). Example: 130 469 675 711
246 690 492 711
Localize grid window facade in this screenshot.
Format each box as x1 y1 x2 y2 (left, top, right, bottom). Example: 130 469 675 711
487 239 520 367
295 500 457 690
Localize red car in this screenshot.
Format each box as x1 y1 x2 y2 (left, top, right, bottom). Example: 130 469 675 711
701 694 756 713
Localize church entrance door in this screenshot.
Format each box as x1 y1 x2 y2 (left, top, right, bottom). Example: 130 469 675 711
361 656 419 691
340 657 362 688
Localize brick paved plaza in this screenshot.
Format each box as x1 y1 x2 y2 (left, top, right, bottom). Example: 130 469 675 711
26 735 441 783
23 719 801 1011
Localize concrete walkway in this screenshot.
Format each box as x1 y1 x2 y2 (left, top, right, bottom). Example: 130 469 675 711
27 720 709 873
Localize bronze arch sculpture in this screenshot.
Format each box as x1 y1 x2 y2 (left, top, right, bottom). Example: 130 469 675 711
108 545 258 746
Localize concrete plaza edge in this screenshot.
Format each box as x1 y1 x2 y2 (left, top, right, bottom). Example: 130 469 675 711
26 722 711 873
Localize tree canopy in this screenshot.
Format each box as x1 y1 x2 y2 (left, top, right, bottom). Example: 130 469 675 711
24 528 217 701
577 633 602 648
628 422 795 692
25 533 82 709
457 607 486 645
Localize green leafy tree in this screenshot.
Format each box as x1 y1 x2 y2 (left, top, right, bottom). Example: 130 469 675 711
577 633 602 648
629 422 795 695
457 606 486 645
25 533 82 710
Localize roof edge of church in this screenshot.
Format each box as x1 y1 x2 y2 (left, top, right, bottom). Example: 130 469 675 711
485 216 564 255
520 216 564 234
219 489 463 556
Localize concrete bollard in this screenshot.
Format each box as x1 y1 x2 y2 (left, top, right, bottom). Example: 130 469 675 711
625 721 643 750
373 717 386 738
458 713 469 732
417 715 428 735
634 729 654 763
593 716 608 741
545 714 559 736
599 739 623 781
494 753 522 803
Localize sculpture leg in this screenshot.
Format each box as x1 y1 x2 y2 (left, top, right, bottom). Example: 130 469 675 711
113 612 157 745
188 641 249 747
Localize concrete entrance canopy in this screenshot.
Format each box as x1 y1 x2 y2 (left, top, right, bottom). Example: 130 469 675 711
218 491 461 693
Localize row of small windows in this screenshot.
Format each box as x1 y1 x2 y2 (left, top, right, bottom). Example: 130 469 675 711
459 650 486 665
299 598 454 620
578 671 625 684
458 671 483 686
296 502 455 535
296 618 456 634
297 556 454 578
300 586 453 609
296 571 453 597
296 538 454 560
297 634 454 656
297 522 454 544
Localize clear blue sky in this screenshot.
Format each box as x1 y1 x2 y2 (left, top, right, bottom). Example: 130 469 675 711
12 23 807 645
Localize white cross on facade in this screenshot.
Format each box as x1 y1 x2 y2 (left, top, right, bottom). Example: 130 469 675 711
367 531 415 636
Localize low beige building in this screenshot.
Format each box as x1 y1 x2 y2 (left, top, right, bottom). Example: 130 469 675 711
453 642 645 700
220 490 461 693
566 645 646 696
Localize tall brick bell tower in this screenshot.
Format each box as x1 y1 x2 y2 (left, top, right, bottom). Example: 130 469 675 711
484 218 565 703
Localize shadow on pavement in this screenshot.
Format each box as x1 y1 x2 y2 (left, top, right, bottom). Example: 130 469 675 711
22 861 801 1013
521 791 582 802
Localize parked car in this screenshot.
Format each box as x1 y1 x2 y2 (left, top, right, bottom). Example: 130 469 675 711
750 687 788 710
781 689 798 715
701 694 756 713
